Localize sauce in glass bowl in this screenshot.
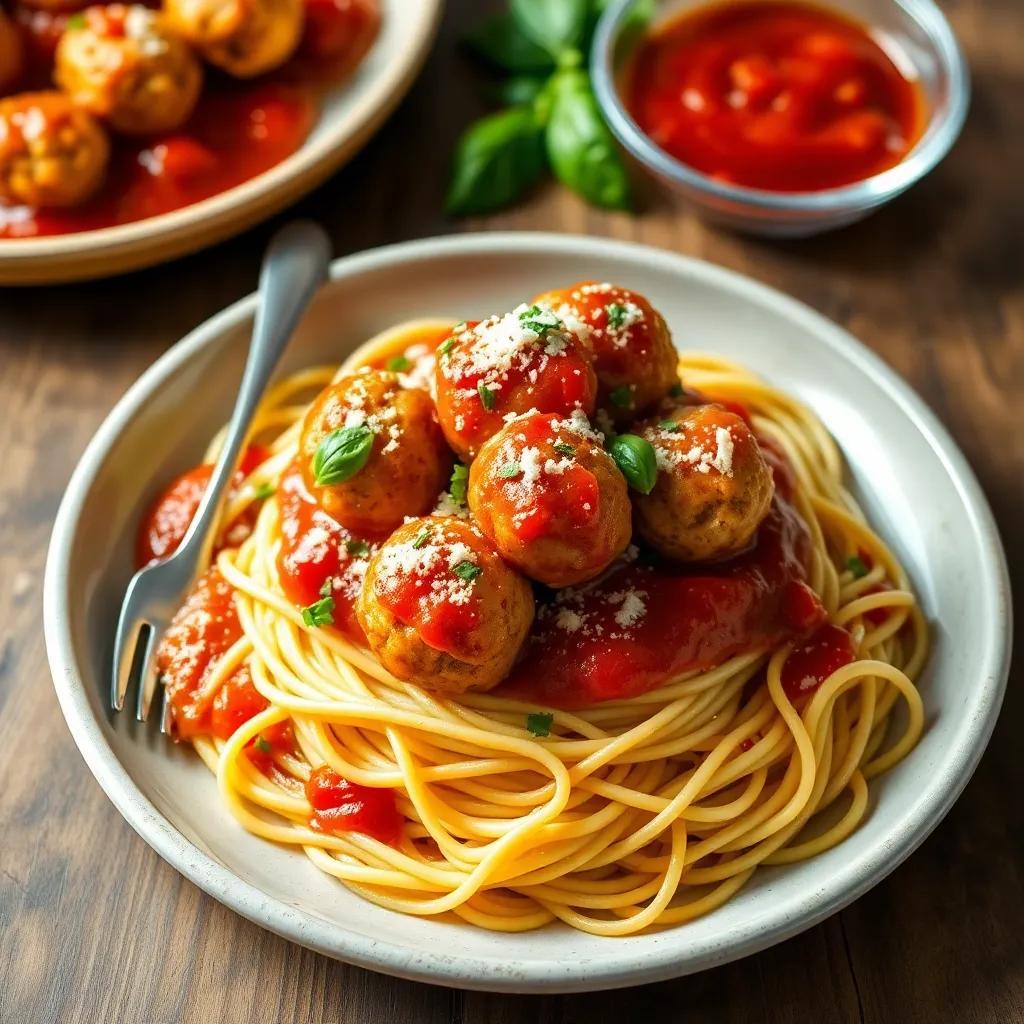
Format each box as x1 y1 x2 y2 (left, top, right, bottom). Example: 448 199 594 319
625 0 927 192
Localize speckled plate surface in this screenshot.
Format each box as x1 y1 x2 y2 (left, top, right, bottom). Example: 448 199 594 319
0 0 441 285
44 233 1011 992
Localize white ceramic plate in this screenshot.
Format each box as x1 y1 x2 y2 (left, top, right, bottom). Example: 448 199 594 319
44 233 1011 993
0 0 441 285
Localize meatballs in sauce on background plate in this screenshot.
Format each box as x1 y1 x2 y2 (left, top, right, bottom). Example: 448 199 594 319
0 0 441 282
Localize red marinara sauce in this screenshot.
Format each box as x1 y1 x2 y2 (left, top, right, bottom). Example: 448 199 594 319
502 490 827 709
136 444 270 567
0 0 379 238
275 459 380 641
625 0 926 192
154 567 296 762
305 765 403 845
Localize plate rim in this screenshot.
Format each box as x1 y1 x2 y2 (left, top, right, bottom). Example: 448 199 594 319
0 0 443 274
43 231 1012 993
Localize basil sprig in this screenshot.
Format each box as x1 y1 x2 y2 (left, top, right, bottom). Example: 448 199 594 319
447 107 546 216
547 68 630 209
312 425 373 486
452 0 633 216
609 434 658 495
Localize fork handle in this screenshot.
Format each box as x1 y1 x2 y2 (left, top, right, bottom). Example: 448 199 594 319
177 221 332 568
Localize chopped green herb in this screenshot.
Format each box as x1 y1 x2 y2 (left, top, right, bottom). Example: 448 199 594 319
553 441 575 457
253 736 272 754
605 302 628 330
253 482 276 500
66 12 86 28
526 711 554 737
320 577 334 598
478 382 496 410
412 525 433 549
312 424 374 486
453 561 482 582
657 420 679 432
437 337 456 357
301 595 335 628
609 385 633 408
847 555 869 579
498 461 521 478
345 539 371 557
609 434 658 495
518 303 562 334
386 355 411 372
450 463 469 504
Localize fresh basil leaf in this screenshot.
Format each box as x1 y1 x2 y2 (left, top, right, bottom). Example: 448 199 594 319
453 561 482 582
447 107 546 216
301 595 335 628
609 385 633 408
312 425 374 486
609 434 658 494
546 69 631 210
511 0 588 56
526 711 554 737
386 355 411 372
450 464 469 504
478 382 496 410
465 11 555 73
498 461 521 478
486 75 549 108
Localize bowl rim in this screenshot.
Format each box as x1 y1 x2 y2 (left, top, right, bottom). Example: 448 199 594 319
592 0 971 212
0 0 442 264
43 231 1011 993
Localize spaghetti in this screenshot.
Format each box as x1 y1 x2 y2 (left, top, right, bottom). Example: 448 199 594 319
146 311 927 936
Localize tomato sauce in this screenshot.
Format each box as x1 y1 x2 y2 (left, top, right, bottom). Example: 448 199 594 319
136 444 269 567
305 764 403 845
0 0 378 238
276 459 378 641
780 622 856 698
501 493 826 708
626 1 926 192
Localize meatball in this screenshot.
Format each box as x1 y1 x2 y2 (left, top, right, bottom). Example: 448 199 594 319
434 303 598 461
533 281 679 425
164 0 302 78
55 6 202 135
0 91 109 207
299 369 452 536
633 404 774 562
469 411 631 588
0 11 24 94
356 517 535 695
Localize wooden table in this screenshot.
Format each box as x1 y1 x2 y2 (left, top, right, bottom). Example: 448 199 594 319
2 1 1021 1020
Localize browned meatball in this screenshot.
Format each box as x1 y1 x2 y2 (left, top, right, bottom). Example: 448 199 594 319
164 0 302 78
434 304 598 462
0 11 24 94
299 369 452 537
533 281 679 426
468 411 631 588
55 6 202 135
356 517 535 695
0 91 109 207
633 404 774 562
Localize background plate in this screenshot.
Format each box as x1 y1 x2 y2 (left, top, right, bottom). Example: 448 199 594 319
0 0 442 285
44 233 1011 992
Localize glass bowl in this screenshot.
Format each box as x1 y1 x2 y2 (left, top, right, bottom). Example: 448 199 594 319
592 0 970 237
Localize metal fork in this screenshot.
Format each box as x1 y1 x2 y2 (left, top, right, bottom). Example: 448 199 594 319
111 220 332 730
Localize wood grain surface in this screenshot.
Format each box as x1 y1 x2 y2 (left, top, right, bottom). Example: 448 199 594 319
1 1 1021 1020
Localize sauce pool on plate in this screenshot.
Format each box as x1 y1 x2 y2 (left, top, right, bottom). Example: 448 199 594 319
625 0 926 192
